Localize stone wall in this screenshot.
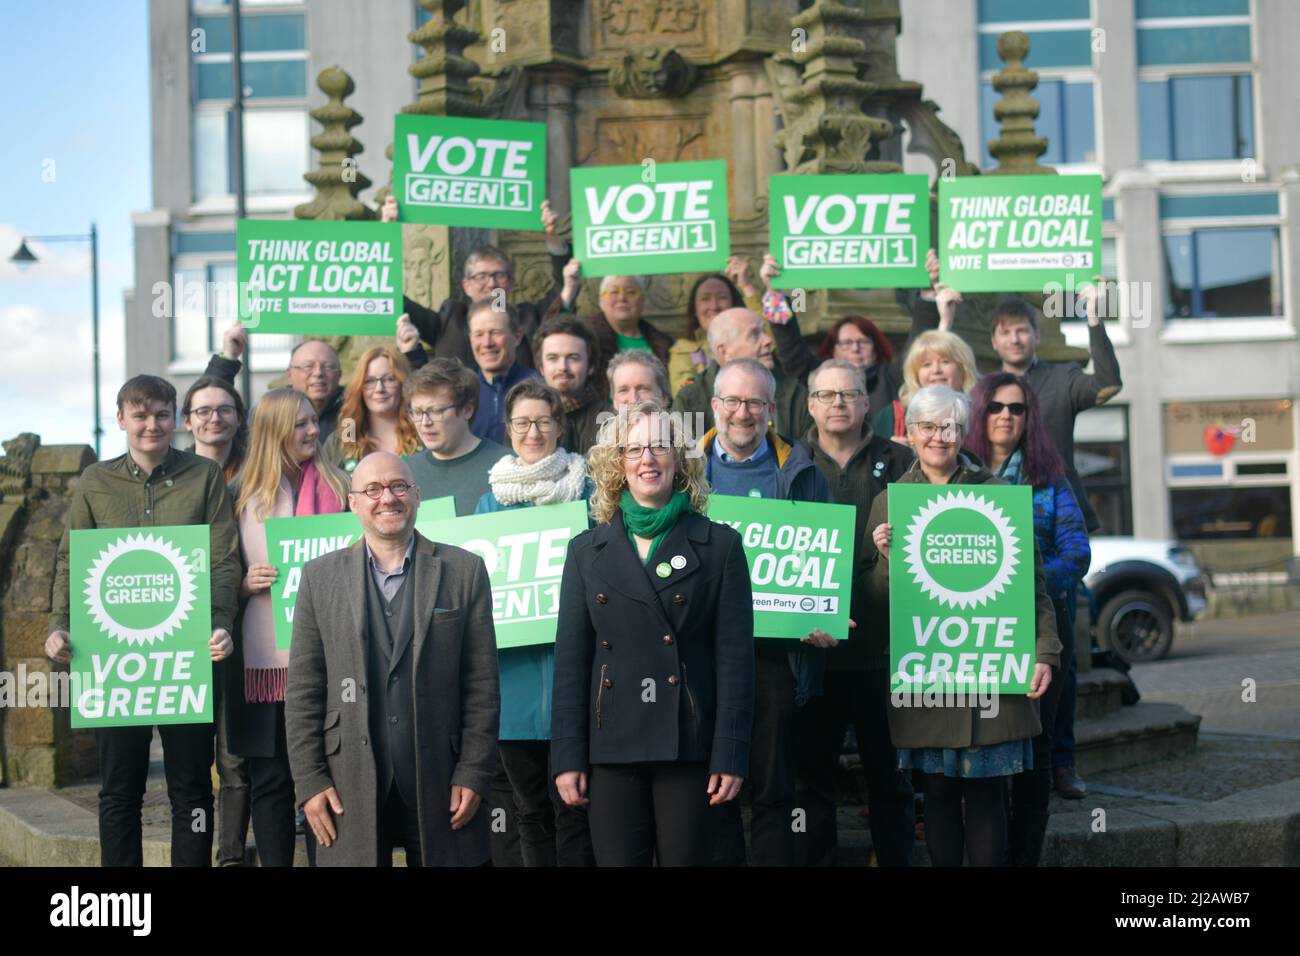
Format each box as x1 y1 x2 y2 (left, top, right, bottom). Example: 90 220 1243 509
0 436 98 787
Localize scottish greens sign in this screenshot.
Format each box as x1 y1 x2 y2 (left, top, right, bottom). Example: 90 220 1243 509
768 173 930 290
238 219 403 335
887 484 1036 694
938 174 1102 292
570 160 729 277
392 115 547 230
265 497 455 649
69 526 213 728
417 500 589 649
709 496 855 640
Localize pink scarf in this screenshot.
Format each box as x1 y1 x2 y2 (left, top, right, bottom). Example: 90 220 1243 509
242 461 342 704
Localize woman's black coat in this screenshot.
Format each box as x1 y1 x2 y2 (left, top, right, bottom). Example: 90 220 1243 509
551 510 756 779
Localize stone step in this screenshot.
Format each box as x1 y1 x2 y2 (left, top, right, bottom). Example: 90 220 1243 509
1074 701 1201 776
1076 667 1132 719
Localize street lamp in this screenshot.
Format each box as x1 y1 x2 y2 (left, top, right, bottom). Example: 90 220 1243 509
8 224 103 457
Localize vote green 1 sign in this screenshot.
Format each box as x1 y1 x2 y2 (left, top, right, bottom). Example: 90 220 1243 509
938 174 1102 293
417 500 588 649
392 115 547 230
708 496 855 640
265 496 455 649
237 219 403 336
570 160 729 277
768 173 931 290
69 526 213 728
887 484 1036 695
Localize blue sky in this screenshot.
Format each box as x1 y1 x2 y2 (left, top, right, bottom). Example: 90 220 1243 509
0 1 149 459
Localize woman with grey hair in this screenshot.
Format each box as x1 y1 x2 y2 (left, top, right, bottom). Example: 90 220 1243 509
860 385 1063 867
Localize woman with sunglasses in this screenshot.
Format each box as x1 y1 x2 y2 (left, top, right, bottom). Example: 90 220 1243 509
321 346 422 472
475 380 596 867
964 372 1091 865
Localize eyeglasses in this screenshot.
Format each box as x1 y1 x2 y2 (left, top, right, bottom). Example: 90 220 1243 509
908 421 962 440
810 389 865 406
600 288 642 299
987 401 1027 417
717 396 768 415
508 416 558 436
835 338 871 351
363 374 399 391
189 404 237 421
291 362 340 375
408 401 464 423
466 270 511 284
349 480 413 499
621 443 675 461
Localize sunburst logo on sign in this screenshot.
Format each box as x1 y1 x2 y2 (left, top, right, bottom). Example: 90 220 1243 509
901 490 1019 610
83 533 197 646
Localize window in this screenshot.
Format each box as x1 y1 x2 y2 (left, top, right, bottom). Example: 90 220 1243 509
1074 405 1131 536
1135 0 1255 163
1163 227 1282 320
189 5 308 202
1170 486 1292 543
172 260 295 367
976 1 1095 169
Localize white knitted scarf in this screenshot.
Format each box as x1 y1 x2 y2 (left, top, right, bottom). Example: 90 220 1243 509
488 449 588 506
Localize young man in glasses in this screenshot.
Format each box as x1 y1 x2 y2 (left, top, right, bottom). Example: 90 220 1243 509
286 452 500 866
402 359 511 517
384 195 569 373
795 359 916 867
697 357 834 867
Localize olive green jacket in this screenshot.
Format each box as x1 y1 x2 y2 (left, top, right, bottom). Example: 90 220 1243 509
863 452 1062 749
50 448 242 635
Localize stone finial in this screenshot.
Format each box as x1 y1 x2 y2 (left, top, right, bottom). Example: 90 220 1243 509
404 0 488 117
772 0 897 174
987 31 1055 176
0 434 39 499
295 67 375 221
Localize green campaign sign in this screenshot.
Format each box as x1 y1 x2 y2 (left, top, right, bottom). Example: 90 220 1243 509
69 526 213 728
265 497 454 649
570 160 729 277
417 500 588 649
887 484 1036 695
938 174 1102 292
238 219 402 336
768 173 930 290
708 496 855 640
392 114 547 230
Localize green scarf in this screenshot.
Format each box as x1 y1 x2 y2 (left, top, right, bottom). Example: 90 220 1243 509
621 488 692 564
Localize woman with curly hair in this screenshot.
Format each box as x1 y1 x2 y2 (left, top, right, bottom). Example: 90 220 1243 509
475 379 595 867
320 346 421 472
551 402 756 866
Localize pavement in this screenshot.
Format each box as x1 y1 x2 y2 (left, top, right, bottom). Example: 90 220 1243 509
0 613 1297 866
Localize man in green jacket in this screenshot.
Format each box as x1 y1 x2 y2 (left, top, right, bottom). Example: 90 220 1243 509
45 375 241 867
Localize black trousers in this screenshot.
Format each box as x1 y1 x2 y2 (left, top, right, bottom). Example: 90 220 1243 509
96 722 214 867
922 773 1008 867
588 761 712 866
378 784 423 867
796 668 915 866
1008 655 1064 866
488 762 524 867
243 702 297 867
214 685 250 866
711 652 797 866
498 739 594 867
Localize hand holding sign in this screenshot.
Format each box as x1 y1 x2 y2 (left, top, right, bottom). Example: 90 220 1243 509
45 630 71 664
381 195 398 223
873 522 892 559
396 313 419 352
221 322 248 361
241 561 278 598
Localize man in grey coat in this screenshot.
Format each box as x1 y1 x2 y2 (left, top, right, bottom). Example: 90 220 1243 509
286 452 500 866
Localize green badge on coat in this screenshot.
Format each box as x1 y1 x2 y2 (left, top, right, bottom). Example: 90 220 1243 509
655 562 672 578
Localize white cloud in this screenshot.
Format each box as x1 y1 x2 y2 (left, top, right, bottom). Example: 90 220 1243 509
0 222 92 281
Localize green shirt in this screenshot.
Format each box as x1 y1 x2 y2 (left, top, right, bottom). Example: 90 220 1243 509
615 332 652 353
50 447 242 634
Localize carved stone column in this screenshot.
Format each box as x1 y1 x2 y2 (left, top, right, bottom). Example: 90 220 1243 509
727 65 758 220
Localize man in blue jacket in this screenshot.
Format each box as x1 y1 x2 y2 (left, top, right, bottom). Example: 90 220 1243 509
699 357 834 866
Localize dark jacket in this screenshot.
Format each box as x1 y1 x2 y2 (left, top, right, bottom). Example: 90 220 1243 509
863 453 1062 750
802 421 914 671
401 251 568 373
1021 322 1122 532
700 427 832 705
562 393 613 456
203 354 344 442
50 448 241 635
551 511 756 777
673 360 815 442
285 531 500 866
